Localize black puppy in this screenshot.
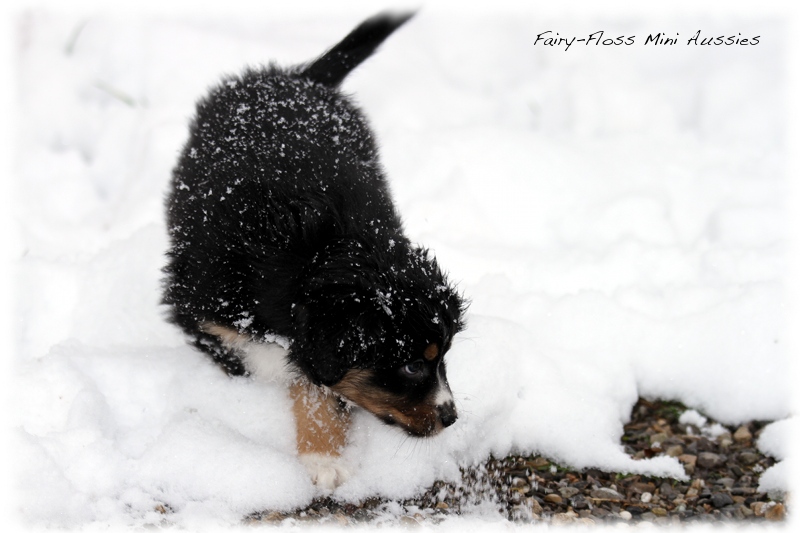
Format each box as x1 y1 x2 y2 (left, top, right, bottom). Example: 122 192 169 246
163 12 466 489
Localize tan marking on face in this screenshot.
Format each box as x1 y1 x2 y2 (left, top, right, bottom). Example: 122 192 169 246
201 322 250 350
330 369 442 437
290 379 351 457
423 343 439 361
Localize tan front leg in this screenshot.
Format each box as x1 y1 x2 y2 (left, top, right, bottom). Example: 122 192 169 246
290 379 351 489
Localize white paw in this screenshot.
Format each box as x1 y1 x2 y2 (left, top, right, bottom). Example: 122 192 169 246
299 452 351 491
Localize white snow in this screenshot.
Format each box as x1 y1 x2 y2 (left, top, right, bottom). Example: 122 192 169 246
8 0 793 528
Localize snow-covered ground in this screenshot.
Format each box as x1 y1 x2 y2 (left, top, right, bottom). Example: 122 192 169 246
8 1 794 528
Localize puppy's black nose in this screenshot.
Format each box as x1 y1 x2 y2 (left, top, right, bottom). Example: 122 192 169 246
437 402 458 428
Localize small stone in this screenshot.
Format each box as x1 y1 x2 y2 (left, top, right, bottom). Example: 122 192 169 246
685 488 699 498
650 433 668 446
619 510 632 520
651 507 667 517
715 477 735 489
559 486 579 499
570 494 589 510
750 501 768 517
765 503 786 521
527 457 549 469
626 505 646 515
697 452 723 468
715 430 732 441
640 492 653 503
659 482 678 500
710 493 734 508
526 497 543 515
544 494 563 504
738 452 759 465
590 487 624 501
665 445 684 457
678 454 697 466
552 511 577 524
435 502 449 510
733 425 752 442
399 516 420 526
262 511 284 522
511 476 528 488
631 481 656 494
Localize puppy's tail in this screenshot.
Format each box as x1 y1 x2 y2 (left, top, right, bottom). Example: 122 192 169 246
300 11 414 87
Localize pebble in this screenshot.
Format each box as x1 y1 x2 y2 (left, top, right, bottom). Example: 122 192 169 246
526 497 543 515
526 457 549 469
640 492 653 503
665 444 684 457
631 481 656 494
510 477 528 488
559 486 579 499
552 511 578 524
715 477 735 489
697 452 723 468
765 503 785 521
570 494 589 510
659 482 678 500
399 515 421 526
750 501 768 516
710 493 734 508
733 425 752 442
737 451 759 465
590 487 624 501
619 510 632 521
650 433 668 446
544 494 562 504
678 454 697 474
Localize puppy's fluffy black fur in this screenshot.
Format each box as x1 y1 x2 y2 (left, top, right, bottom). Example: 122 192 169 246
163 12 466 435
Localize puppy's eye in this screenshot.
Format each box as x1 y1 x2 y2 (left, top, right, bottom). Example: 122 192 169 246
400 360 424 378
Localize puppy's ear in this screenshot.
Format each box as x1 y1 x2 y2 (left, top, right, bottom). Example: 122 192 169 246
290 302 359 386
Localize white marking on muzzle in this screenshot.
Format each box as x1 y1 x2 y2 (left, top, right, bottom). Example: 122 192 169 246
434 382 454 407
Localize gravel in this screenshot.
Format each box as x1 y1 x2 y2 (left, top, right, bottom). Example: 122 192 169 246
246 398 788 525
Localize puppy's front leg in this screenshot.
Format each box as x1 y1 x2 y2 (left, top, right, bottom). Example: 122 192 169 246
290 379 351 490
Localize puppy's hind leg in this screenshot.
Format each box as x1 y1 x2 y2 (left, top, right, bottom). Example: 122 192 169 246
290 379 352 490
